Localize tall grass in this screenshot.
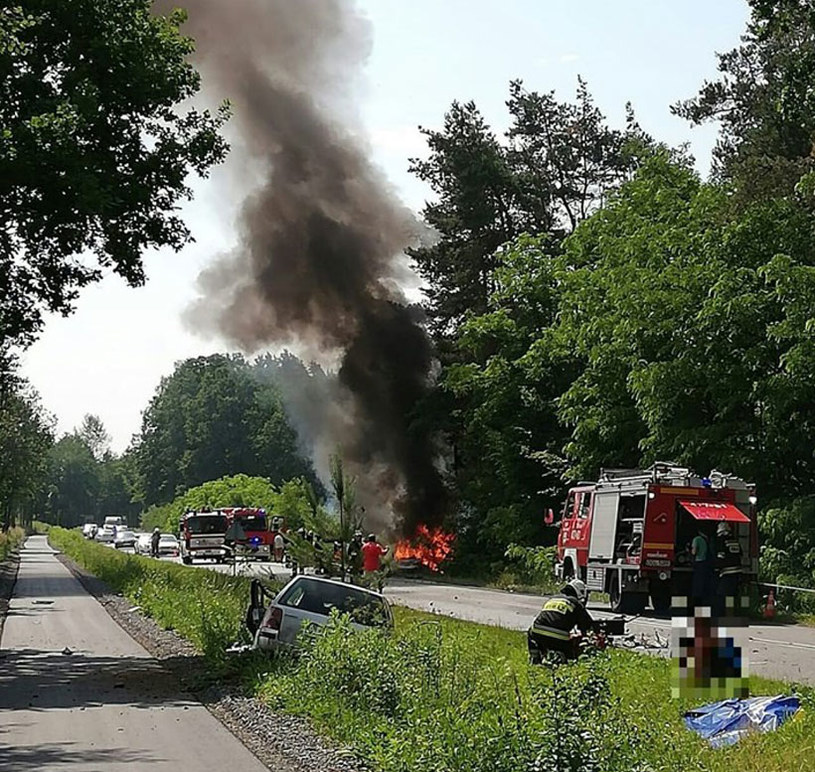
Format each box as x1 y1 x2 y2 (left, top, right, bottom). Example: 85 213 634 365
0 526 25 562
51 528 815 772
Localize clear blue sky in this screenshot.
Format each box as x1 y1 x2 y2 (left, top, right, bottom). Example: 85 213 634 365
21 0 750 451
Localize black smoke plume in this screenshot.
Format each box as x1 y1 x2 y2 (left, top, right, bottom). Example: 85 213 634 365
153 0 445 533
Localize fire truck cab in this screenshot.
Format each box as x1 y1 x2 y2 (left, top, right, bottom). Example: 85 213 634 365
221 507 285 561
179 510 229 564
555 463 758 613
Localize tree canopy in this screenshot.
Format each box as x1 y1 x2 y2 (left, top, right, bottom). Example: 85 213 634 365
0 1 228 350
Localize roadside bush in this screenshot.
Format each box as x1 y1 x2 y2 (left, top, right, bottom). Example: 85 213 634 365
502 543 559 590
0 526 25 561
261 613 646 772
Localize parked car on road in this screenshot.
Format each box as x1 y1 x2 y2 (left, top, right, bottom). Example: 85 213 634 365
96 527 115 544
248 575 393 652
158 534 180 557
135 533 152 555
82 523 98 539
114 530 137 549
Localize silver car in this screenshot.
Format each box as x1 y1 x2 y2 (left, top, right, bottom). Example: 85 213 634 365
252 576 393 652
114 530 137 549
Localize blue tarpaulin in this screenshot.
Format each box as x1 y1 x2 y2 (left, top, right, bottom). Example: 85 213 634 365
684 695 801 748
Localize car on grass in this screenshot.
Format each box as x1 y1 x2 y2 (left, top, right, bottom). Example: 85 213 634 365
114 530 137 549
248 575 393 653
134 533 152 555
158 534 180 557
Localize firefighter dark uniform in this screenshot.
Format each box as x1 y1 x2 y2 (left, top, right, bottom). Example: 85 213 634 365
527 590 594 662
716 528 743 616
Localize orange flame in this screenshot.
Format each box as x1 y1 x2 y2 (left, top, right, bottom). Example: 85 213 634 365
394 524 455 572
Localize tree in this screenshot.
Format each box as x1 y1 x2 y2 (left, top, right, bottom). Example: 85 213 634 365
46 434 99 527
673 0 815 201
77 414 110 461
0 379 52 529
410 80 650 340
0 1 229 350
136 355 316 506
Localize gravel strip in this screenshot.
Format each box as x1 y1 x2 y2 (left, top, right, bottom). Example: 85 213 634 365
53 546 366 772
0 548 21 645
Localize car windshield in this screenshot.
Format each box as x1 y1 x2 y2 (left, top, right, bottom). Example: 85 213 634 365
117 531 134 539
280 579 390 627
185 515 227 534
159 535 177 542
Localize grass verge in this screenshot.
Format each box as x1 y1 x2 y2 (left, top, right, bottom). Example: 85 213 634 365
0 527 25 562
52 528 815 772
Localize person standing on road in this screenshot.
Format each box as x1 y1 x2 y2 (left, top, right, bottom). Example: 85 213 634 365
273 531 285 562
690 524 714 609
362 533 388 592
150 527 161 559
715 522 743 617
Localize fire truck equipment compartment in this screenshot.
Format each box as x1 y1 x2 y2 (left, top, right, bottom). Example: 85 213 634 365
678 500 750 523
684 695 800 748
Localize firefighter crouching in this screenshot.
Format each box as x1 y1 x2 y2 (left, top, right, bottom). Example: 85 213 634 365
715 522 743 617
528 579 594 663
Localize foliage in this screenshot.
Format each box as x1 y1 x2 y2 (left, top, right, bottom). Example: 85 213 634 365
0 526 25 561
409 79 650 338
0 376 52 529
503 543 558 589
135 355 316 507
673 0 815 202
141 473 282 533
0 0 228 350
77 415 111 461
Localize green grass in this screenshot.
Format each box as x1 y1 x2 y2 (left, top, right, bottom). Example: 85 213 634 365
0 526 25 562
52 528 815 772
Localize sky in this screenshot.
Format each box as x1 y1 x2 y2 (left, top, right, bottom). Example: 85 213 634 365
20 0 750 453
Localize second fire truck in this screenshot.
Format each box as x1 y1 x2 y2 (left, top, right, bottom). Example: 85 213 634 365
555 463 758 613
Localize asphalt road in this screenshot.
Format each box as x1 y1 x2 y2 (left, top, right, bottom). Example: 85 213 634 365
0 537 268 772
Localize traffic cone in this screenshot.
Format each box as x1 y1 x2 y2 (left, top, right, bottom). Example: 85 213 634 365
764 588 776 620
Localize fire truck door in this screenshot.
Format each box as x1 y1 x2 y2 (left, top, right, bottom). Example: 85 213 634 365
588 491 621 560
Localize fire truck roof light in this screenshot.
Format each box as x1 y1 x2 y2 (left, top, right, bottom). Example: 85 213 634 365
701 477 712 488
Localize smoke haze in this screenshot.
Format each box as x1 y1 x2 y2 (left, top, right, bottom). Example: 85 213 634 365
153 0 445 533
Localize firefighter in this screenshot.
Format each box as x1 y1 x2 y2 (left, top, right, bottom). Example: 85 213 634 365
347 530 364 583
715 522 743 617
690 524 714 609
150 527 161 559
527 579 594 663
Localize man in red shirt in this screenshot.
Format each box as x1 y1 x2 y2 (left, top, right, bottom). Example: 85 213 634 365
361 533 388 592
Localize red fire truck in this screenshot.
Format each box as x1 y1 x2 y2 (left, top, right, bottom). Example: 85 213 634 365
179 510 230 564
555 463 758 613
221 508 285 561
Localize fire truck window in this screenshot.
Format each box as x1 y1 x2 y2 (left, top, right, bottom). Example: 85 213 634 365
619 494 645 520
564 492 576 519
578 493 591 519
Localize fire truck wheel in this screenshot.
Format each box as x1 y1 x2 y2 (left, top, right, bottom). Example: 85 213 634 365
182 556 192 565
649 580 671 613
609 575 647 615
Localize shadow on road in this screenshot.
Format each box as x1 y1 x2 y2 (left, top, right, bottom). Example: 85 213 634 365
0 648 199 712
0 741 162 770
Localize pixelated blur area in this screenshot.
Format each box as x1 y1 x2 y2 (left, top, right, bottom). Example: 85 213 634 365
671 597 751 700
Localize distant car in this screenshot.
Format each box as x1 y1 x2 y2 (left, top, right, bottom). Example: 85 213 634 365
114 530 137 549
96 527 115 544
250 575 393 652
82 523 98 539
135 533 152 555
158 534 180 557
